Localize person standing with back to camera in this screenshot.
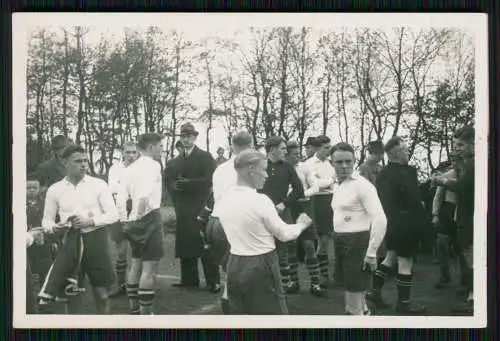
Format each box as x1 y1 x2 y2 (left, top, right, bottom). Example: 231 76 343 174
216 149 314 314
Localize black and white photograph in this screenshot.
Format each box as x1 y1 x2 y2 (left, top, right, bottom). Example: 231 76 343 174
12 13 488 328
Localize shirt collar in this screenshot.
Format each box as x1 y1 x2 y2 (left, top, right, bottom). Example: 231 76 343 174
63 174 88 186
185 146 195 156
336 171 361 184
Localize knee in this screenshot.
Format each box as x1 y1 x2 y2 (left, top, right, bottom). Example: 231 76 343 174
397 257 413 274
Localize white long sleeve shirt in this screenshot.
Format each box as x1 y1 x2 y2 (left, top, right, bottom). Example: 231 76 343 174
301 155 336 196
109 161 135 221
122 155 162 221
331 172 387 258
212 156 238 205
216 186 309 256
42 175 119 233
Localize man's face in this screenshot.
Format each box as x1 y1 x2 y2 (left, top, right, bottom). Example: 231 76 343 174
316 143 332 160
65 152 88 178
123 145 138 164
250 159 269 190
369 151 384 163
270 142 287 161
149 142 163 162
332 150 355 181
217 149 224 157
287 148 301 165
390 141 409 164
453 137 474 159
55 147 66 160
180 134 197 149
305 145 317 158
26 180 40 199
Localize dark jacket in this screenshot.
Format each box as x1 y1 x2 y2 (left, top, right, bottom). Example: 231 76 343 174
167 146 216 258
36 157 67 188
259 159 305 205
27 198 53 280
376 162 426 234
38 227 83 303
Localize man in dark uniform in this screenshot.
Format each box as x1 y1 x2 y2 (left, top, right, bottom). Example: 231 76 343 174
432 126 475 314
36 135 69 191
367 136 427 315
258 136 306 294
169 123 220 292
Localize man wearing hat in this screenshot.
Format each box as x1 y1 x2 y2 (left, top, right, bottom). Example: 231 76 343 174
304 137 319 161
169 123 220 292
36 135 69 191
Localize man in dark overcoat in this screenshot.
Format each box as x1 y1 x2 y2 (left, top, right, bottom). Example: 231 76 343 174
168 123 220 292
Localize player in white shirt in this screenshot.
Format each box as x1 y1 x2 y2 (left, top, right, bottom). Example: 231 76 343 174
209 131 253 313
301 136 337 288
41 144 119 314
330 142 387 315
107 141 138 297
122 133 164 315
216 150 313 314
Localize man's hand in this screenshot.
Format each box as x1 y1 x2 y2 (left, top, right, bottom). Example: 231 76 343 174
362 255 377 273
174 178 189 191
297 213 313 228
432 215 440 226
28 228 45 245
70 215 94 229
275 202 286 214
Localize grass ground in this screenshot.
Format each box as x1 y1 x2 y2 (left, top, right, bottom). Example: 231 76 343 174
35 228 471 316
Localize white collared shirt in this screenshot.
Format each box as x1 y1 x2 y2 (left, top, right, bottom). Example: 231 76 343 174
122 155 162 221
42 175 119 234
110 162 135 221
331 172 387 258
301 154 336 195
211 156 238 217
216 186 308 256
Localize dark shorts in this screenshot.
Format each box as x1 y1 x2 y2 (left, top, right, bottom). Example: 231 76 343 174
289 199 318 242
27 242 53 280
335 231 370 292
125 210 164 261
311 194 333 237
227 249 288 315
385 226 420 258
79 228 115 288
109 222 126 244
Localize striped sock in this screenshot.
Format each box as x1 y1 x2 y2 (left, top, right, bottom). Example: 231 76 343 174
138 288 155 315
372 264 390 294
288 251 299 284
126 284 139 314
280 262 291 289
115 259 128 286
305 257 320 286
396 274 412 306
317 253 329 280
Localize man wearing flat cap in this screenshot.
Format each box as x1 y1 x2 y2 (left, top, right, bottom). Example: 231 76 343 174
169 123 220 292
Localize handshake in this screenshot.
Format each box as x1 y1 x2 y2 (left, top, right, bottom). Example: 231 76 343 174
296 213 313 229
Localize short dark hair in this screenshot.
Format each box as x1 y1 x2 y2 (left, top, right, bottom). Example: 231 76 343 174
384 136 404 153
367 140 384 154
311 135 331 147
265 136 285 153
138 133 163 150
286 140 300 152
232 131 253 148
61 144 86 159
26 173 40 182
330 142 355 156
51 135 68 150
453 126 475 144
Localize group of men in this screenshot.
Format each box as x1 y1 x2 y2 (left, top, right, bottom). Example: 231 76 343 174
25 122 475 316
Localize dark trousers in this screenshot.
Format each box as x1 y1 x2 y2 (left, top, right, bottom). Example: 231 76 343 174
180 255 220 286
